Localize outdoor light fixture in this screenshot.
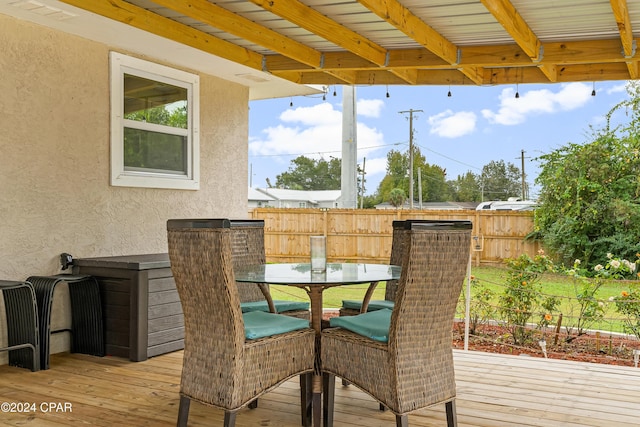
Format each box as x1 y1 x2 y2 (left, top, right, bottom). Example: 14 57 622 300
472 235 484 251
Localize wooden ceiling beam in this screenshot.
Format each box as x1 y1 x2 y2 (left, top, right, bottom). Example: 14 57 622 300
264 49 450 72
264 38 639 73
152 0 322 68
609 0 638 78
356 0 458 64
609 0 635 58
248 0 387 67
480 0 541 61
389 68 419 84
59 0 264 70
325 70 358 85
479 0 561 83
356 0 484 85
277 62 631 86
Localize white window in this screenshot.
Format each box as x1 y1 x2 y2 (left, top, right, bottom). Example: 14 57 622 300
110 52 200 190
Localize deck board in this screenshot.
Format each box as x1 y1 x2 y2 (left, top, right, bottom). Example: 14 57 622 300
0 350 638 426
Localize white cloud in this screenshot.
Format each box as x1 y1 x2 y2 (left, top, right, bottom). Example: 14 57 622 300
248 102 385 162
362 156 387 177
428 110 477 138
279 102 340 126
606 83 628 95
357 99 385 118
481 82 593 125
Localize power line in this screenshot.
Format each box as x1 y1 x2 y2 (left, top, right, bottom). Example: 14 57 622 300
416 143 483 172
248 141 405 158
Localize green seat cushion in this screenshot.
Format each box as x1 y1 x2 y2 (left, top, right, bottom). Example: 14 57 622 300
243 311 310 340
240 300 310 313
329 309 392 342
341 299 395 312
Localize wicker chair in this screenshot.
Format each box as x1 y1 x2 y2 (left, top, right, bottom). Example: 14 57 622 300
339 220 428 317
167 219 316 427
230 219 310 320
321 221 472 427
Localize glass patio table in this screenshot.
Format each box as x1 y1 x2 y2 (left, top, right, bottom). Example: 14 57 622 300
235 262 401 427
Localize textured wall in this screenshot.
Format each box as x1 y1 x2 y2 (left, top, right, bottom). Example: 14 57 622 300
0 15 249 360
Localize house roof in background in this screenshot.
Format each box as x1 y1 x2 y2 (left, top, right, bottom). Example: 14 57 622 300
375 201 479 210
255 188 341 203
248 187 275 202
39 0 640 87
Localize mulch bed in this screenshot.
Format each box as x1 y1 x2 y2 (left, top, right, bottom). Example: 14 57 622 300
322 310 640 367
454 323 639 366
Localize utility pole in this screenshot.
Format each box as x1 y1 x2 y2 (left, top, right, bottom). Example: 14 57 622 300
399 109 422 209
360 157 366 209
518 149 530 200
417 168 423 209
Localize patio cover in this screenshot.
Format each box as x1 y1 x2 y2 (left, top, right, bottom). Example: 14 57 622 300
48 0 640 87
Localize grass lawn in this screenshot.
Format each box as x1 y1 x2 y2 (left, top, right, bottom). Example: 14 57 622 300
269 264 639 334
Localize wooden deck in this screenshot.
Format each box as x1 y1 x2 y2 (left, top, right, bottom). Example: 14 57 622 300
0 350 638 427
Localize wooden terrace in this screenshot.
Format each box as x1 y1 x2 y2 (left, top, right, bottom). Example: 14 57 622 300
1 349 638 427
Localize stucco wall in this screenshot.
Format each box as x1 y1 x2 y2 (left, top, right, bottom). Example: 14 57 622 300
0 14 249 361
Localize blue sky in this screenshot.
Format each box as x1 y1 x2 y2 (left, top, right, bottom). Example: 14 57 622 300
248 81 630 198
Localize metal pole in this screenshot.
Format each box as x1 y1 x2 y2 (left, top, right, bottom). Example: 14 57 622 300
340 86 358 208
417 167 422 209
360 157 366 209
399 109 422 209
521 149 526 200
464 253 472 351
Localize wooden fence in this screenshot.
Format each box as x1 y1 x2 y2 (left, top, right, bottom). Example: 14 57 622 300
249 208 541 266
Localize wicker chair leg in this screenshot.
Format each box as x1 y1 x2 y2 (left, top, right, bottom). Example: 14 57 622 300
176 396 190 427
395 414 408 427
223 411 237 427
300 373 313 427
446 400 457 427
322 373 336 427
248 400 258 409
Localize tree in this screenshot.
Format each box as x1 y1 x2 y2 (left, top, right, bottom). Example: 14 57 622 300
275 156 341 190
533 81 640 269
376 150 409 201
480 160 522 200
419 163 451 202
375 147 450 203
449 171 482 202
388 188 406 207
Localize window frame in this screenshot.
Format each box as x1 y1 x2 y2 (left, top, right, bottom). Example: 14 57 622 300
110 52 200 190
